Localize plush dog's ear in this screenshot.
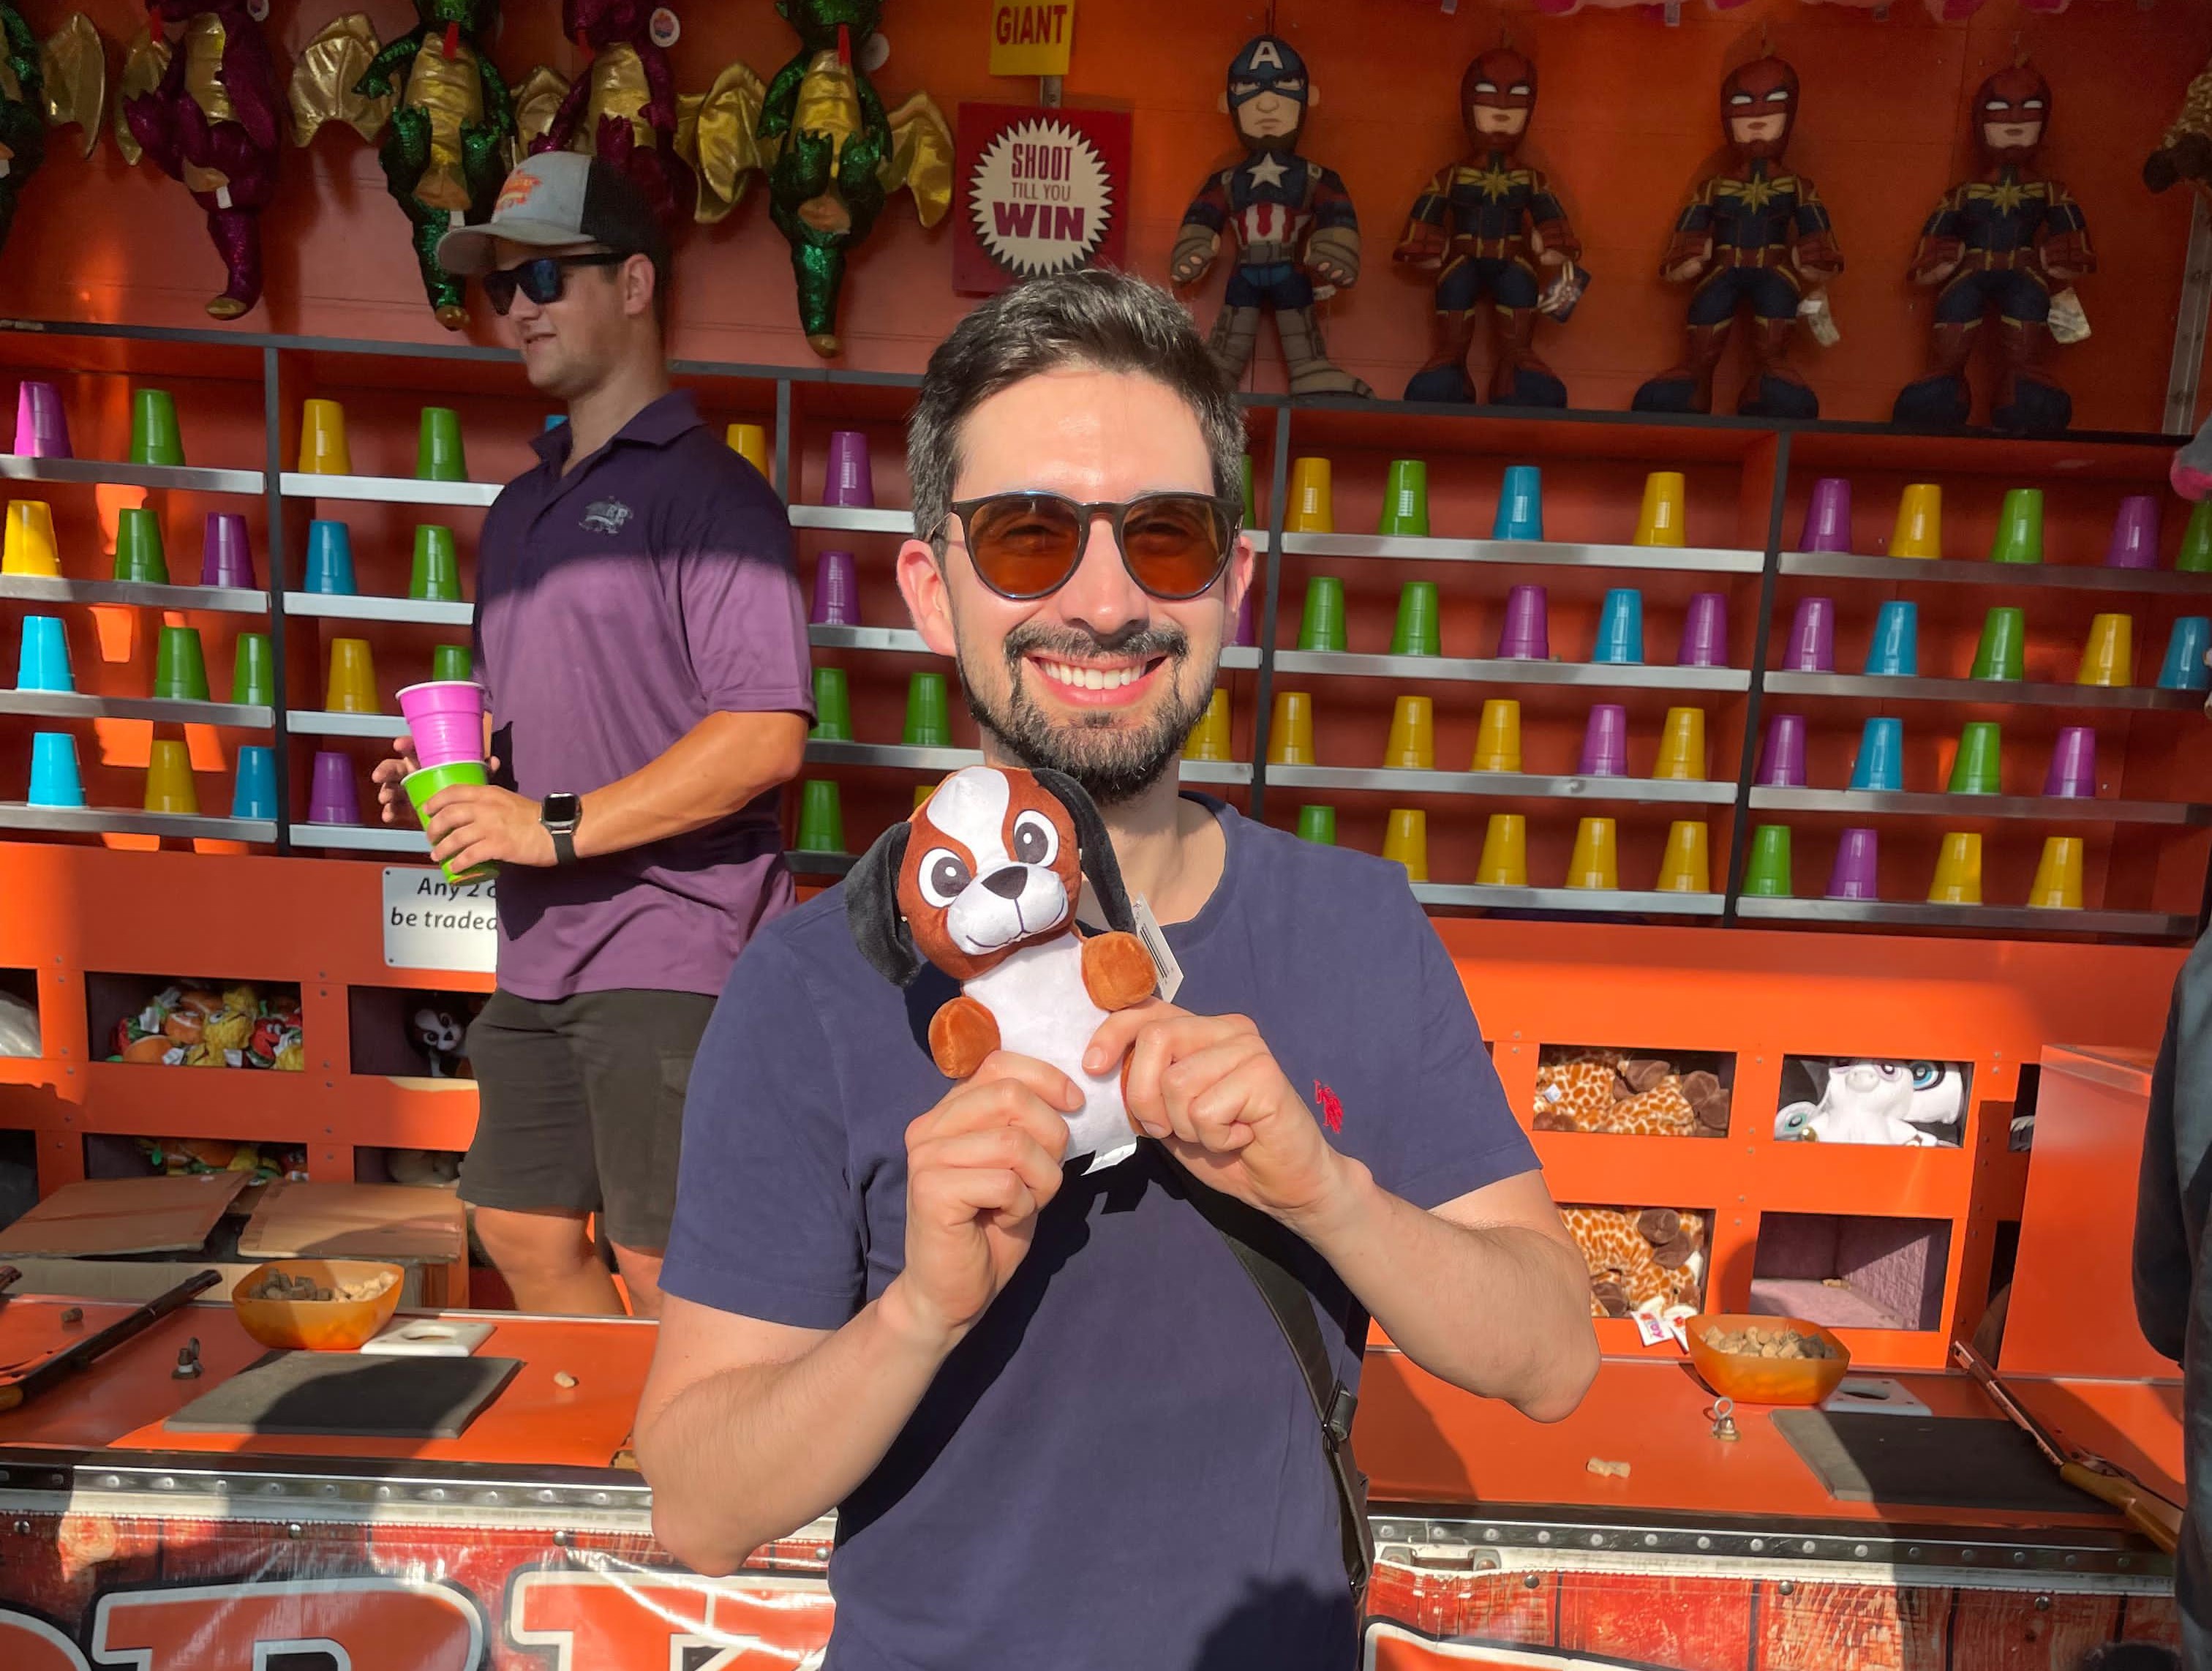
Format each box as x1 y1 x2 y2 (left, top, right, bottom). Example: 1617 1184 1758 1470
846 819 921 987
1031 767 1135 934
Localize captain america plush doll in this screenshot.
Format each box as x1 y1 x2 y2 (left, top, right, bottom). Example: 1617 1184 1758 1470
1171 34 1370 398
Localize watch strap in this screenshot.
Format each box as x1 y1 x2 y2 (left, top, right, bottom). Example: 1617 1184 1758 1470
548 823 576 866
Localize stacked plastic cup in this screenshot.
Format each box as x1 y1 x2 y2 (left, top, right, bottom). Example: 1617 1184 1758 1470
905 672 951 748
1798 478 1852 553
1497 585 1549 660
1287 459 1332 533
232 634 274 706
1652 707 1707 781
1268 691 1314 765
2181 500 2212 574
1379 461 1429 537
1299 577 1347 653
129 389 183 466
1889 484 1942 558
1865 601 1918 677
1391 582 1440 656
1756 713 1807 787
1579 705 1628 776
298 399 352 475
309 751 361 825
1828 829 1880 900
326 639 379 714
399 679 492 881
1184 691 1232 762
1989 489 2044 564
1382 809 1428 881
1849 718 1905 791
810 552 859 626
1783 597 1836 672
27 732 84 808
231 746 277 819
1928 833 1983 905
1295 806 1336 845
12 380 69 458
2159 618 2212 692
1656 822 1710 893
2104 497 2160 570
1971 608 2027 682
2028 836 2085 910
1679 594 1728 668
15 616 72 692
432 645 473 683
1743 825 1793 898
2077 615 2134 687
726 423 769 476
113 507 168 583
796 781 845 852
145 739 198 814
1385 696 1434 770
1946 723 2003 794
3 500 59 576
304 521 356 594
1232 585 1257 649
914 783 937 813
201 514 255 589
2044 728 2097 798
825 432 873 508
1633 472 1686 547
1565 818 1620 889
1493 466 1543 541
411 527 462 602
1471 699 1521 773
810 666 851 741
1592 588 1644 665
417 408 467 482
154 626 211 701
1476 814 1527 886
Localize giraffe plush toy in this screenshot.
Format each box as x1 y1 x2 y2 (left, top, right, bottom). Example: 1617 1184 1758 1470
1534 1049 1729 1138
1562 1206 1707 1319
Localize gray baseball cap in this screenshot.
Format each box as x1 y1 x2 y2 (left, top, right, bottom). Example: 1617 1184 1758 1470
436 151 669 279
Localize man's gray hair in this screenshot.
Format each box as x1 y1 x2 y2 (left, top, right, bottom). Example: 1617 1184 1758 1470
907 269 1246 547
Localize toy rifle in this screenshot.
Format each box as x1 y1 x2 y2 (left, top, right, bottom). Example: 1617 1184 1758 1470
0 1269 220 1413
1952 1340 2183 1555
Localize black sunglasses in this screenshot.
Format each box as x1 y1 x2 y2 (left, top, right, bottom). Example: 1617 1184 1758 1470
482 252 629 315
933 491 1240 602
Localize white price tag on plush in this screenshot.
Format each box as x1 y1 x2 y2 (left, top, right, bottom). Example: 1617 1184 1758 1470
381 867 498 973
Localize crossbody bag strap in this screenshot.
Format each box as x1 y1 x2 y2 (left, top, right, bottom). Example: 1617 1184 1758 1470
1155 1144 1374 1604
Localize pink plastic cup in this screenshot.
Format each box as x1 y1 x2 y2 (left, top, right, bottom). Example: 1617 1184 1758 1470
398 680 487 770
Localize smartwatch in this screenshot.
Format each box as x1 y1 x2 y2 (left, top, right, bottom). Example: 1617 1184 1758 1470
541 793 582 865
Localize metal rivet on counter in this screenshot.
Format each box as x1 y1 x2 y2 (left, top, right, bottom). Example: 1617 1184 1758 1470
1778 1580 1794 1596
1523 1574 1542 1591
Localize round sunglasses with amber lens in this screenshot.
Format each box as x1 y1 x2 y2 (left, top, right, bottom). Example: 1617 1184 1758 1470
938 491 1238 602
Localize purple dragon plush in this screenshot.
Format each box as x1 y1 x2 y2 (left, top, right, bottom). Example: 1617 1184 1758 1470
120 0 282 320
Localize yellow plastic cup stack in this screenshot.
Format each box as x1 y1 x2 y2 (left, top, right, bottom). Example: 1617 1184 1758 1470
1651 707 1707 781
1382 808 1428 882
2028 836 2084 910
143 739 198 814
1384 695 1434 770
1927 832 1983 905
3 500 60 576
1476 814 1527 887
1471 699 1521 773
1566 817 1620 890
1287 459 1333 534
1633 472 1687 548
1655 821 1711 893
1890 483 1943 559
1268 690 1315 766
1183 690 1233 762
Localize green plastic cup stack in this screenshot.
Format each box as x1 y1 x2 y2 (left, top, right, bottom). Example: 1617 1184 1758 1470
1379 459 1429 538
1988 489 2044 565
796 779 845 853
1295 806 1337 845
904 672 950 747
1742 825 1793 898
411 525 462 601
1947 722 2003 795
810 666 851 741
1391 582 1440 657
1299 576 1347 653
153 625 210 701
112 507 168 583
403 759 496 885
417 406 467 482
230 632 274 705
1971 607 2027 681
2180 499 2212 574
129 389 184 466
432 644 474 683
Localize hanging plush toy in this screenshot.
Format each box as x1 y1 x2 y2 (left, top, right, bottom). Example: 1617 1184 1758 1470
1632 56 1841 419
2145 56 2212 200
120 0 285 320
514 0 764 230
847 766 1159 1174
1393 48 1584 407
1892 64 2092 432
1774 1059 1943 1146
292 3 517 331
0 7 103 258
1173 34 1369 398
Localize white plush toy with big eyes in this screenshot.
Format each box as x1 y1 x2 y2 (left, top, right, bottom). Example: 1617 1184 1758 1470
1774 1059 1941 1146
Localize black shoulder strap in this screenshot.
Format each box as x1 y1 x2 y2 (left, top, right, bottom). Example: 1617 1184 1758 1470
1156 1144 1374 1604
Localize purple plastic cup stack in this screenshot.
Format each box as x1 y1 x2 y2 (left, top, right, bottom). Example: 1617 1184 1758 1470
2102 496 2160 571
1578 704 1628 777
200 513 255 589
1783 596 1836 673
1233 586 1257 647
1679 592 1728 668
309 751 361 825
399 680 487 770
12 381 69 458
1497 585 1549 661
1798 478 1852 553
1827 829 1880 901
825 431 873 508
810 551 859 626
1756 713 1808 788
2044 727 2098 799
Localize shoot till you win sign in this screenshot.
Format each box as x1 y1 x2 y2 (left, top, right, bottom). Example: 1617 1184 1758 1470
953 103 1133 295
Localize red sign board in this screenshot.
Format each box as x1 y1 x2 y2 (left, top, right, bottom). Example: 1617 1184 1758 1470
953 102 1133 295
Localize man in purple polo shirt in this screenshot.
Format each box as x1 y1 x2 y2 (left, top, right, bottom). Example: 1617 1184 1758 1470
371 154 811 1318
636 271 1597 1667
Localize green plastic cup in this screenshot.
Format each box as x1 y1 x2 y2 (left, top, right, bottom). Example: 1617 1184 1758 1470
1379 459 1429 538
432 643 474 683
417 407 467 482
230 632 274 705
811 666 851 741
1240 454 1256 529
1971 607 2027 681
112 507 169 583
1988 489 2044 565
1296 805 1337 846
410 525 462 601
1391 581 1440 657
2181 499 2212 574
403 758 497 885
1948 721 2003 795
129 389 183 466
796 779 845 852
153 625 210 700
904 671 950 747
1299 576 1347 653
1742 825 1793 898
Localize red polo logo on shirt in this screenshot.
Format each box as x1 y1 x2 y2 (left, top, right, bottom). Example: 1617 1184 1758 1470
1314 1081 1343 1133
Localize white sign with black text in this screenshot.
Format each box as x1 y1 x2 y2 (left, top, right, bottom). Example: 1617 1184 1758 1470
382 867 498 973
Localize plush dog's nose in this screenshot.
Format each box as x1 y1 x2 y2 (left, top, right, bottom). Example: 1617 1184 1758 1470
982 865 1027 900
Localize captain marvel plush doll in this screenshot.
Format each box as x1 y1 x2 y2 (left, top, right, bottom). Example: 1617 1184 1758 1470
1393 49 1586 408
1633 57 1841 420
1892 64 2094 432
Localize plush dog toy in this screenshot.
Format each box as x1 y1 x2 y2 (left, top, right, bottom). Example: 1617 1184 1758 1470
848 765 1159 1172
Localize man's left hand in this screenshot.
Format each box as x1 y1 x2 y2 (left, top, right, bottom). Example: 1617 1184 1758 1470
424 784 556 874
1086 1003 1353 1230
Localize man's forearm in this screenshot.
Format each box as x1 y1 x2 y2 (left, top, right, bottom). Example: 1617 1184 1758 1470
574 710 807 860
642 1286 949 1574
1295 1163 1597 1422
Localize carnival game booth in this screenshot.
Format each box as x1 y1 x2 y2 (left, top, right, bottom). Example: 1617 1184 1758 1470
1 0 2212 1665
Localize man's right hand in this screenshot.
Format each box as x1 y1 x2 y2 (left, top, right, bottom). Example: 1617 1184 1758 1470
879 1053 1076 1357
370 735 421 825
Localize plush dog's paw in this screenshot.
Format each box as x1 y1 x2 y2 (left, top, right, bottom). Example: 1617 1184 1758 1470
929 996 1001 1081
1082 931 1158 1010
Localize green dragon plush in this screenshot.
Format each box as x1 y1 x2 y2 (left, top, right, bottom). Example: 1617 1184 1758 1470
291 1 518 330
0 7 102 259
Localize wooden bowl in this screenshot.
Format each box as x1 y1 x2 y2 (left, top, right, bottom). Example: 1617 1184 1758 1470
231 1260 404 1352
1684 1313 1851 1406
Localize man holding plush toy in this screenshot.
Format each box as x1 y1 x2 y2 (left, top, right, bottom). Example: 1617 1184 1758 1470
638 269 1598 1668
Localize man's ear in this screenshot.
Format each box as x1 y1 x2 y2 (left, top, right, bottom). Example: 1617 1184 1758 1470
895 536 959 659
846 819 921 986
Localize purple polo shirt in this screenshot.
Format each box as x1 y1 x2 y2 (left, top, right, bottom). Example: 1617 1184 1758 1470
472 392 813 1001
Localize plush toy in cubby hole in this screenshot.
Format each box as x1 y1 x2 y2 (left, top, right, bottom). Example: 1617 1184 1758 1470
108 983 303 1071
1772 1057 1965 1147
1532 1047 1730 1138
1560 1205 1707 1321
408 997 481 1079
137 1136 309 1183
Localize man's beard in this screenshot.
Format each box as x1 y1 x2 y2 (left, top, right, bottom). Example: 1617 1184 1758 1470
958 620 1215 808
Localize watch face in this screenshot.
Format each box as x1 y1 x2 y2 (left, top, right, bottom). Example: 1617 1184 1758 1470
543 794 582 825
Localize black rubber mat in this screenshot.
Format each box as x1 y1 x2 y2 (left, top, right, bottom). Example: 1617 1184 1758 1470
1772 1411 2109 1514
164 1351 520 1439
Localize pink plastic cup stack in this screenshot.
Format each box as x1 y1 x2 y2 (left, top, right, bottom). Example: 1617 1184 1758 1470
398 680 487 770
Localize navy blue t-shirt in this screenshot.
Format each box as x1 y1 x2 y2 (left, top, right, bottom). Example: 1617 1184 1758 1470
663 800 1538 1670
